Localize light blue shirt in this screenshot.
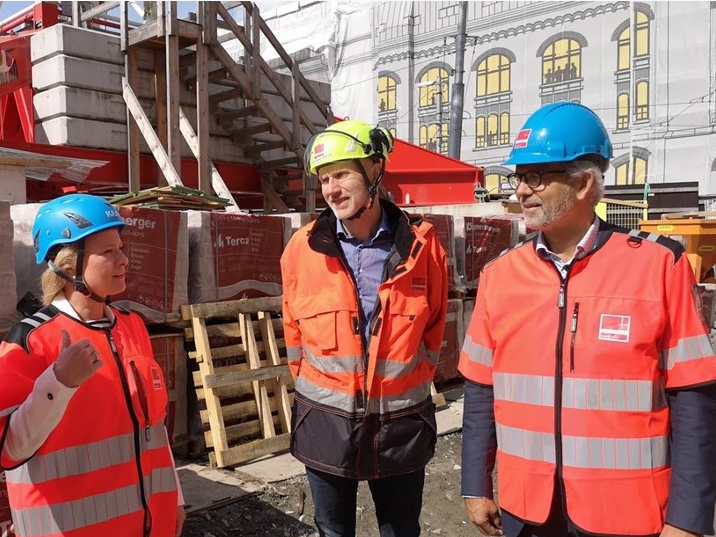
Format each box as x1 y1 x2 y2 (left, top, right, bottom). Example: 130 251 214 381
336 210 393 347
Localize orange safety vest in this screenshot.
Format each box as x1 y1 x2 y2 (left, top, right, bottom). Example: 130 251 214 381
0 306 178 537
459 228 716 535
282 206 447 415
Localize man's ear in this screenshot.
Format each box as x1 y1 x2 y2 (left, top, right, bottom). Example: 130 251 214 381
575 170 594 201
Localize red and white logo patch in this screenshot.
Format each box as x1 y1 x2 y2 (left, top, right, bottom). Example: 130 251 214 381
514 129 531 148
151 367 163 390
598 314 631 343
313 143 325 159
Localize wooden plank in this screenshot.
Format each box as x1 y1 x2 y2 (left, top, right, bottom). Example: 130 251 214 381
259 311 291 433
261 175 290 213
215 433 290 467
166 30 181 177
200 393 294 423
211 43 294 145
204 364 290 389
122 78 182 187
196 40 211 195
192 315 231 468
178 108 241 212
184 316 282 341
153 50 168 187
240 312 276 439
181 296 283 320
431 382 447 409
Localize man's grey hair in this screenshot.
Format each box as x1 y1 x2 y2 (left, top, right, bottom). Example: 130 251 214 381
564 159 606 207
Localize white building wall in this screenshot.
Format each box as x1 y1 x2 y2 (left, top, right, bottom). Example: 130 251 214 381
264 1 716 197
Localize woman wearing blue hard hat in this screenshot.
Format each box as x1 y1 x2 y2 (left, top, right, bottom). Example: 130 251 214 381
460 101 716 537
0 194 185 536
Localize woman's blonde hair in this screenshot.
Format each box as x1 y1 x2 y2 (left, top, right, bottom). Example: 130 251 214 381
40 244 78 305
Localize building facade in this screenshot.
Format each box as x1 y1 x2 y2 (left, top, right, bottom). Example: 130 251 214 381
261 1 716 199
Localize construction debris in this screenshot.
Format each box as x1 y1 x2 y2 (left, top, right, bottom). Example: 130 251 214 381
110 185 232 210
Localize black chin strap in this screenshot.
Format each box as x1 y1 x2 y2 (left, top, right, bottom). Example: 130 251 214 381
48 242 110 305
345 158 387 221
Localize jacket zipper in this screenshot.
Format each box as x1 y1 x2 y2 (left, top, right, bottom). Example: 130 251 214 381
106 330 152 536
130 361 152 443
552 264 571 525
569 303 579 373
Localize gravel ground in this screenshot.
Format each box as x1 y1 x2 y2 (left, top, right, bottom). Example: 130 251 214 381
182 432 480 537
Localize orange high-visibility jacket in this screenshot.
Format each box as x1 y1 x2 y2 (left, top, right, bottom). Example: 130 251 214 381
281 201 448 479
0 306 178 537
459 226 716 535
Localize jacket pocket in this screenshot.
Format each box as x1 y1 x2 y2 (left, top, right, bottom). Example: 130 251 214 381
376 400 437 475
289 296 341 351
290 396 361 474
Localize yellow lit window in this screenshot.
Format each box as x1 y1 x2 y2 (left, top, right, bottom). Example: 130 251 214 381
487 114 498 147
615 156 648 184
635 81 649 120
377 76 397 113
419 68 449 107
476 117 486 148
500 113 510 145
617 27 630 71
617 93 629 130
476 54 511 97
542 39 581 84
484 173 502 194
635 12 649 57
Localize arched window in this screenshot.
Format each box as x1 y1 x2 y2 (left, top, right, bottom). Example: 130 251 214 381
635 11 650 57
615 155 648 185
617 93 630 130
476 54 511 97
377 75 397 113
419 124 448 153
635 80 649 121
419 68 449 107
617 26 630 71
476 113 508 149
542 39 581 84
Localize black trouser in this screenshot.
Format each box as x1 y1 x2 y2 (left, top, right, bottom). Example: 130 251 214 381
306 466 425 537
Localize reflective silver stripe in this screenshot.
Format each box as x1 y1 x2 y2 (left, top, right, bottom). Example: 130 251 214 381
144 465 178 495
11 466 176 536
562 434 669 469
295 377 356 413
497 424 669 469
665 334 713 370
366 379 432 414
304 347 362 374
286 345 302 361
0 405 19 418
462 334 493 367
494 373 667 412
493 373 554 407
6 423 167 485
496 423 556 464
563 377 666 412
295 376 431 414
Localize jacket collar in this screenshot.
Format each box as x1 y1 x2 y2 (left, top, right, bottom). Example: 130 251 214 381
308 198 418 261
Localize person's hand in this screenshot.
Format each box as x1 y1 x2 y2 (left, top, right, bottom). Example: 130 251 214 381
175 505 186 536
53 330 103 388
660 524 702 537
465 497 503 536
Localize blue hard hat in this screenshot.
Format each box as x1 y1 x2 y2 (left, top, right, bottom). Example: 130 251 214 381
503 101 613 167
32 194 125 264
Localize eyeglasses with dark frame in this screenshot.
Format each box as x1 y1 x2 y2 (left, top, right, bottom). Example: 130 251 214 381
506 170 571 190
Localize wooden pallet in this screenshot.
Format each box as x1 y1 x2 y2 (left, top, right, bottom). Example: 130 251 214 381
181 296 293 468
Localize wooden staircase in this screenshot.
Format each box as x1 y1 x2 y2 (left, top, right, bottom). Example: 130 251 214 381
71 1 331 213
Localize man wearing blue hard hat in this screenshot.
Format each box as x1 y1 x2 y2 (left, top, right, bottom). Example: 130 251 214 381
459 101 716 537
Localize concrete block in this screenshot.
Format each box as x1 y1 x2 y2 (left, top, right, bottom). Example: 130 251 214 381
0 200 18 331
35 85 234 138
31 22 154 68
